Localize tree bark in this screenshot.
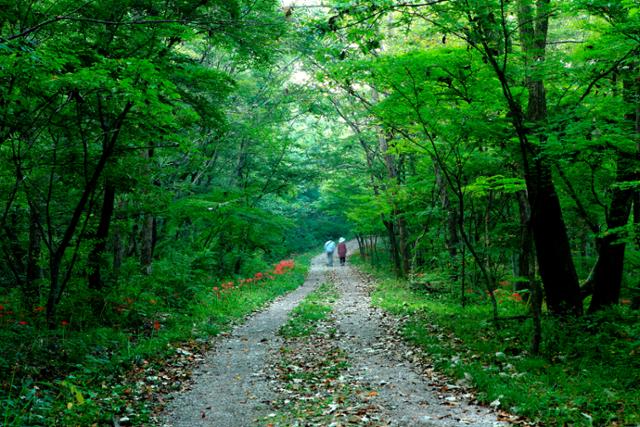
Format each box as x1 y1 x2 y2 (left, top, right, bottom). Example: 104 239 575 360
589 72 639 311
140 214 156 275
514 191 534 295
88 181 116 291
434 161 459 261
383 219 402 276
511 0 582 314
25 204 42 307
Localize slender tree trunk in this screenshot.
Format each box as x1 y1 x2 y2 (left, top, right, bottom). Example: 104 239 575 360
140 214 156 275
140 148 157 275
88 181 116 291
44 100 132 327
434 162 459 261
589 72 639 311
4 210 25 286
397 215 410 276
25 205 42 307
515 191 534 296
356 234 365 258
383 219 402 276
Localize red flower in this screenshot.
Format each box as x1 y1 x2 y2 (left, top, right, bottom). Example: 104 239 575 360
18 320 28 325
153 320 160 331
511 292 523 302
0 304 4 311
274 259 295 275
61 320 69 327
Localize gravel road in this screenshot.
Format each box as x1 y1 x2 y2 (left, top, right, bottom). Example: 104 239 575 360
162 244 510 426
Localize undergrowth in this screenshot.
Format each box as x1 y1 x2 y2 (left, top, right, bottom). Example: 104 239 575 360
1 253 312 426
353 256 640 427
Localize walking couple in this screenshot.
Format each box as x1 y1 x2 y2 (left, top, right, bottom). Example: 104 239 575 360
324 238 347 267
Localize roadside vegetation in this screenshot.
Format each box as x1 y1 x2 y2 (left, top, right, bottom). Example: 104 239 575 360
2 255 310 426
353 256 640 427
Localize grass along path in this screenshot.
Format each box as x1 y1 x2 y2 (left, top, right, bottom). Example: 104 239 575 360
363 262 640 426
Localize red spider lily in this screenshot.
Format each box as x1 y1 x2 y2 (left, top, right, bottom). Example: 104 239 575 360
255 272 263 280
34 306 45 313
511 292 523 302
61 320 69 327
274 259 295 275
0 304 4 311
18 320 28 325
153 320 160 331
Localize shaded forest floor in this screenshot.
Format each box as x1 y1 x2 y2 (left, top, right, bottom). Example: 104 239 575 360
161 246 518 426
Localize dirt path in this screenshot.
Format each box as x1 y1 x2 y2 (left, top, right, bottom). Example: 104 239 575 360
162 246 509 426
327 254 507 426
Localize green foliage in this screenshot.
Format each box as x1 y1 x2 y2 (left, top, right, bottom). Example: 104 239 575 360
367 263 640 426
1 253 312 425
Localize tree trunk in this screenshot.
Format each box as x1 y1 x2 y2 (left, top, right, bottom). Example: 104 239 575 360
25 205 42 308
397 214 410 276
434 162 459 261
589 72 639 311
140 214 156 275
140 147 157 275
383 219 402 276
514 191 534 296
88 181 116 291
4 210 25 287
513 0 582 315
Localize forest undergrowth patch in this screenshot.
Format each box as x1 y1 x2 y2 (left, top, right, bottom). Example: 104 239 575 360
1 254 312 426
354 258 640 427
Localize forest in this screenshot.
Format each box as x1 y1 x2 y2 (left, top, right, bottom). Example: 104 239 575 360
1 0 639 425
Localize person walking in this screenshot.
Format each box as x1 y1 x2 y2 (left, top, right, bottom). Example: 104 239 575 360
324 239 336 266
337 238 347 266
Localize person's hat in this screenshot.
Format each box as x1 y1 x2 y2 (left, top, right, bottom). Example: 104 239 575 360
339 237 346 243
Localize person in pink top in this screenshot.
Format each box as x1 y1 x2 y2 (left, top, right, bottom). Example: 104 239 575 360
337 237 347 266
